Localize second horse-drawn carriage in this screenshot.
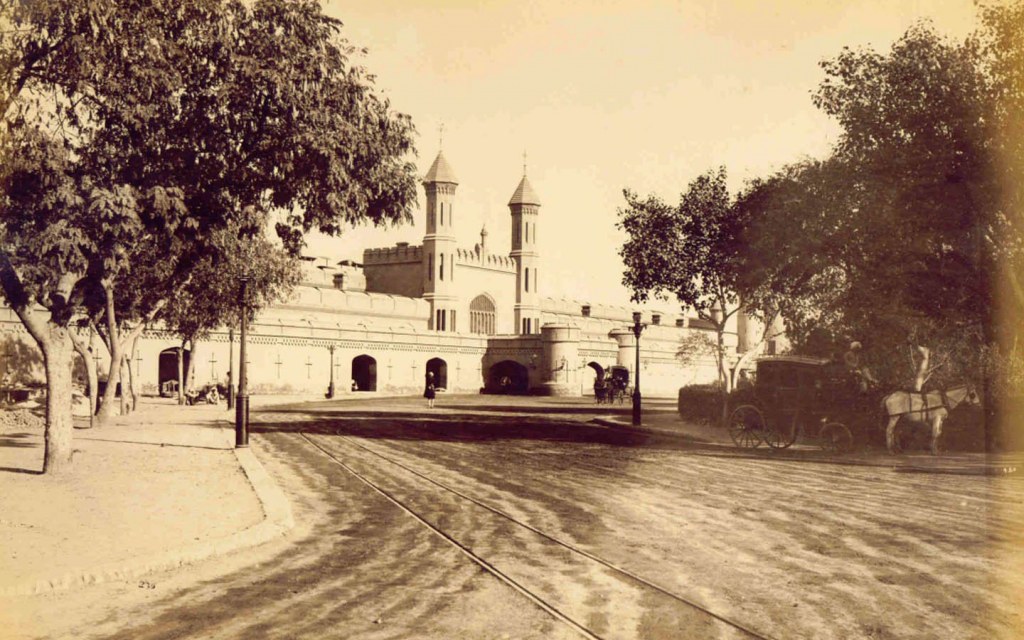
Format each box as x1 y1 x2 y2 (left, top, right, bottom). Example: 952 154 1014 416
595 365 632 405
728 356 878 453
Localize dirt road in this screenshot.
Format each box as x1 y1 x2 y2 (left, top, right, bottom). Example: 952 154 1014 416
11 396 1023 639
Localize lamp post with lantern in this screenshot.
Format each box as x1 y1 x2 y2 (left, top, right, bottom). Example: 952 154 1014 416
227 327 235 410
326 344 336 399
632 311 646 426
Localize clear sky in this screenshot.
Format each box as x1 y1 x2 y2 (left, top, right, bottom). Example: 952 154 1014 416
307 0 980 310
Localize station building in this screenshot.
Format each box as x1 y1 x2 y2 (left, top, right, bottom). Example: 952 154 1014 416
0 150 768 399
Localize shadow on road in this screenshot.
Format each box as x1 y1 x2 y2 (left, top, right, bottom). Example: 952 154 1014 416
249 410 660 449
247 408 1014 472
0 432 39 449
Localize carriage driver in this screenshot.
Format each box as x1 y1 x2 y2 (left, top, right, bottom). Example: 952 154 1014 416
843 341 878 392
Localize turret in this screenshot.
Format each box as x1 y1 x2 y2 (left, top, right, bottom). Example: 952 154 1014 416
509 167 541 334
423 150 459 332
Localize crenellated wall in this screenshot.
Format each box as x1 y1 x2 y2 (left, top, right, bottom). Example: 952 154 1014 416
455 247 516 271
363 243 424 265
362 244 425 299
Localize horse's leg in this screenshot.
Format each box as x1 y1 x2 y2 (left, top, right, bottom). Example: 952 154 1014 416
886 415 900 454
931 416 944 456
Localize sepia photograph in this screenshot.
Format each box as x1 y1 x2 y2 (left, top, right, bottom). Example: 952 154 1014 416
0 0 1021 638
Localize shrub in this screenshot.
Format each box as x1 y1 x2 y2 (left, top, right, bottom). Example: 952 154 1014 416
677 383 724 425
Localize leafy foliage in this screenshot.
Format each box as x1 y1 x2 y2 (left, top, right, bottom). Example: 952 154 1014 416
0 0 420 459
619 168 742 320
160 219 302 344
740 8 1024 394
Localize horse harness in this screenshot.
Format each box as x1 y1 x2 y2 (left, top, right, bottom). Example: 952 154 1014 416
885 388 954 419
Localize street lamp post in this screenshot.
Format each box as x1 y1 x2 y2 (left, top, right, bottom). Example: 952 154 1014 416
326 344 336 399
227 327 235 410
235 276 250 448
632 311 646 426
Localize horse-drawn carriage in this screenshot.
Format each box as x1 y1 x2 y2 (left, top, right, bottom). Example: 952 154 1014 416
728 355 979 455
728 356 869 452
595 365 632 405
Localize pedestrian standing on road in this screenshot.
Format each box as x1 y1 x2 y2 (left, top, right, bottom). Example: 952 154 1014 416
424 371 436 408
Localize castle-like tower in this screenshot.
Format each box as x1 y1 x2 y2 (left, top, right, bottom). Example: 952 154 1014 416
422 151 459 331
509 169 541 334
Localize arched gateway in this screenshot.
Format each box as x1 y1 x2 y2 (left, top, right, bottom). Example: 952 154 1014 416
487 360 529 394
585 361 604 395
426 358 447 390
158 347 190 397
351 355 377 392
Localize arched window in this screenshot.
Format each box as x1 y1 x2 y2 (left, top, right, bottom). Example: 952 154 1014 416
470 294 496 335
440 202 444 226
525 267 530 292
428 254 433 281
440 253 445 281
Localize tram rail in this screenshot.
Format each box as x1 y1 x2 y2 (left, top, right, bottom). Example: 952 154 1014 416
298 431 775 640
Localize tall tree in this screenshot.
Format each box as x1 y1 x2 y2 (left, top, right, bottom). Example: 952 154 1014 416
160 220 302 401
0 0 418 472
743 5 1024 447
619 168 776 423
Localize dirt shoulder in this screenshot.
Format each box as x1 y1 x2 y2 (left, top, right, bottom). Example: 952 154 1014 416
0 400 264 598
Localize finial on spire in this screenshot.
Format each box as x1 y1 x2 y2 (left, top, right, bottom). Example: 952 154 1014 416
522 149 527 176
439 123 445 149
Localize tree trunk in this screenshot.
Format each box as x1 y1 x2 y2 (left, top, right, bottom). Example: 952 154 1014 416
94 290 120 423
118 353 128 416
127 334 139 412
912 345 930 392
716 325 730 427
96 344 121 422
728 313 779 391
42 329 75 474
0 252 81 473
177 341 185 405
70 331 97 429
185 338 196 393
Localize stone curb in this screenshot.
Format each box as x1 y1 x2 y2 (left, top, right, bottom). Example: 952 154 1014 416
2 422 295 598
590 417 1021 475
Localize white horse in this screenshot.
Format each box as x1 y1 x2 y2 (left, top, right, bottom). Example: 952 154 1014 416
882 384 979 455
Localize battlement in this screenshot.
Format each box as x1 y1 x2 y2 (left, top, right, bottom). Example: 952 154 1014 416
363 243 423 265
457 246 515 271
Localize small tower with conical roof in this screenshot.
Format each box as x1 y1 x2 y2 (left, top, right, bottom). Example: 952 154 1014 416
509 162 541 335
423 150 459 332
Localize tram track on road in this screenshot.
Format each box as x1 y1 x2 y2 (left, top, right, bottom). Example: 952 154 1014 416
298 431 776 640
358 433 1020 532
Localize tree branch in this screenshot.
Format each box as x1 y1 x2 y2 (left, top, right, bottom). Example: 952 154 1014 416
0 248 48 347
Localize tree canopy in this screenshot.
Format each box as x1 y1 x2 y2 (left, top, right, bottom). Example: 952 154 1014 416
618 168 783 400
0 0 420 471
618 2 1023 444
740 5 1023 396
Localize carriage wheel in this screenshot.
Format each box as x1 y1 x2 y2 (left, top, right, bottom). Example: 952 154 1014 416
819 422 853 454
764 412 799 450
728 405 764 449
